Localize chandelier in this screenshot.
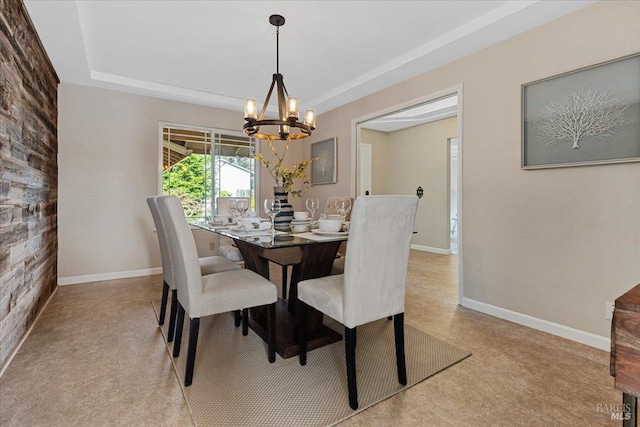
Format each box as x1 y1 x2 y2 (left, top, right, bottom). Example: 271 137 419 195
243 15 316 141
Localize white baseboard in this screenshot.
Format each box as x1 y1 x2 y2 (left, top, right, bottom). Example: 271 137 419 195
58 267 163 286
461 297 610 351
411 244 451 255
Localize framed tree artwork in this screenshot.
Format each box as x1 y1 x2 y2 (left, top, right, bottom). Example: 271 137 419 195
310 137 337 184
522 53 640 169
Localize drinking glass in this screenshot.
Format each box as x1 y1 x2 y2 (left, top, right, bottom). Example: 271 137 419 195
236 199 249 217
335 199 352 225
227 198 237 221
264 198 281 235
305 198 319 222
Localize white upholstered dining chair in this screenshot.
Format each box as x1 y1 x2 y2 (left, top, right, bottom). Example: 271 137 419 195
215 196 250 217
147 197 242 342
157 195 278 386
218 196 296 299
216 196 248 264
297 195 419 409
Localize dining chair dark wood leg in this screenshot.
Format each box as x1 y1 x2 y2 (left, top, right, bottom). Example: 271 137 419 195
282 266 288 299
267 303 276 363
159 281 169 325
242 308 249 336
298 299 308 366
234 310 241 327
184 317 200 387
394 312 407 386
167 290 178 342
173 302 186 358
345 326 358 410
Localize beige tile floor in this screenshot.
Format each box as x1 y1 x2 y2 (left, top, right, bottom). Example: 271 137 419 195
0 251 620 426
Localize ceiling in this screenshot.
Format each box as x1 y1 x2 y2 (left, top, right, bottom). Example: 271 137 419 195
25 0 594 122
360 94 459 132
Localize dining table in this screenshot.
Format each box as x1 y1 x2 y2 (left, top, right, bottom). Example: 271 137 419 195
193 221 349 359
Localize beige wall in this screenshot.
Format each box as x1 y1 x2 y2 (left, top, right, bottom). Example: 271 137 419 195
388 117 457 250
360 129 390 195
298 109 354 211
303 1 640 338
57 83 296 280
362 118 457 251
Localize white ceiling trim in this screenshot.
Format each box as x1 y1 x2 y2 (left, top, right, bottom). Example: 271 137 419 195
79 0 540 114
308 0 537 110
90 71 243 110
24 0 596 116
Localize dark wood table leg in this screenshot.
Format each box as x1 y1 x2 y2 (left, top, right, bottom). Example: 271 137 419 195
234 240 270 279
287 242 340 311
234 239 343 358
623 393 636 427
288 242 342 332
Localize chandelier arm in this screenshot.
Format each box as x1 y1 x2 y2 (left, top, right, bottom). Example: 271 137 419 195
258 75 278 121
276 75 288 137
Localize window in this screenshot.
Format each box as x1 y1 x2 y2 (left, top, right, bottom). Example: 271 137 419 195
161 123 257 222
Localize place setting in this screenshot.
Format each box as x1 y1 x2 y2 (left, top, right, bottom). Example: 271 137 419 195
226 218 274 237
207 198 252 228
289 211 313 233
206 198 281 236
282 197 318 233
311 198 351 236
294 220 350 241
269 198 346 242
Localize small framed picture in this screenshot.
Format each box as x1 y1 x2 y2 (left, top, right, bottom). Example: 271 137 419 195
522 53 640 169
310 137 337 184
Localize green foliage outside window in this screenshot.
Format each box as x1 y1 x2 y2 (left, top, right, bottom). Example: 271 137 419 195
163 154 211 220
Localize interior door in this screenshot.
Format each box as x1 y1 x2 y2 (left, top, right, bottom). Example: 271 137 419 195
359 142 372 196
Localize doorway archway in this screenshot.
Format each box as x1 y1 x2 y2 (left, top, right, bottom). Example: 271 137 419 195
350 84 464 304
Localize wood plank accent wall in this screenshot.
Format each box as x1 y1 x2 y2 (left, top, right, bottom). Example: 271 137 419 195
0 0 59 369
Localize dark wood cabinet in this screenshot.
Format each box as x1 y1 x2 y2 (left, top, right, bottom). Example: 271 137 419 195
611 283 640 426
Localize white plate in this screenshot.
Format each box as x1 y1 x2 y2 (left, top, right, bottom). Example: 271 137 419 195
311 230 349 236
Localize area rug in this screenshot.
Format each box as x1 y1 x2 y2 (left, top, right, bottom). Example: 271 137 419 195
153 301 470 427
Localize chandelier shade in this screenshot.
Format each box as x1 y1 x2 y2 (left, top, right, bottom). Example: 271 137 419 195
243 15 316 141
